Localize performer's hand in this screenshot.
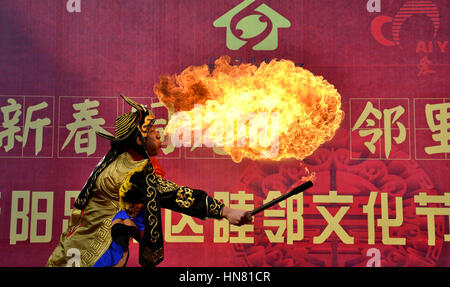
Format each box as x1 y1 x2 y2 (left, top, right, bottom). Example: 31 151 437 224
222 207 253 226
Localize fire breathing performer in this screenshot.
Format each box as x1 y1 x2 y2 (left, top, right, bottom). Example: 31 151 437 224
46 95 252 267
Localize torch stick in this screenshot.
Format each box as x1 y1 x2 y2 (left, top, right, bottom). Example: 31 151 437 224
250 181 313 216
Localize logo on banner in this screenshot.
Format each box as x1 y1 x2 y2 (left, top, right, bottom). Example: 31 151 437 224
213 0 291 50
368 0 441 49
366 0 448 76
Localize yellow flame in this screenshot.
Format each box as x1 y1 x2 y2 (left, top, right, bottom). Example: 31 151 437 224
154 56 344 163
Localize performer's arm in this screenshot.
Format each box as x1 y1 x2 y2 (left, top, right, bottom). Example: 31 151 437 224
155 177 252 225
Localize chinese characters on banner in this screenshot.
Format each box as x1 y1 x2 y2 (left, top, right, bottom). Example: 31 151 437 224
2 96 446 160
2 95 448 267
414 99 450 159
0 96 53 157
8 189 449 248
351 98 449 160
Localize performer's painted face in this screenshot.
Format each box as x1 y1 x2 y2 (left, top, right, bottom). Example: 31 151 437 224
138 115 162 156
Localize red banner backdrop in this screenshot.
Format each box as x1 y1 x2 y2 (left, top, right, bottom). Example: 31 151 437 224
0 0 448 267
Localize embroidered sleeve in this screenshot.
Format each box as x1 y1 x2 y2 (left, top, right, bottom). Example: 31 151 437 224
154 176 224 220
122 166 225 220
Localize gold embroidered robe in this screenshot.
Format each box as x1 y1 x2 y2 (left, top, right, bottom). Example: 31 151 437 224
46 151 224 267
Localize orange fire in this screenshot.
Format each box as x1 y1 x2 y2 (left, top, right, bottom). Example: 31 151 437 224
154 56 344 163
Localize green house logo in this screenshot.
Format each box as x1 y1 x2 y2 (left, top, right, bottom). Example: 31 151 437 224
213 0 291 51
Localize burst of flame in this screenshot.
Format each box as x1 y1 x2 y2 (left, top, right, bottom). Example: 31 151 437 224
301 166 317 183
154 56 344 163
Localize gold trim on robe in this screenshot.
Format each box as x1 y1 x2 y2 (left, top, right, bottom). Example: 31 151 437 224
46 152 147 267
